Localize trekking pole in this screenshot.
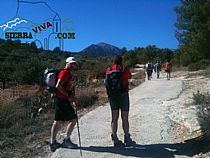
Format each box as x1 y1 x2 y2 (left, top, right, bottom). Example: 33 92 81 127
74 104 82 157
72 86 82 156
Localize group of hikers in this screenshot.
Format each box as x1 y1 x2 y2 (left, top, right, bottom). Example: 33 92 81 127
145 59 172 80
47 55 135 152
46 55 172 152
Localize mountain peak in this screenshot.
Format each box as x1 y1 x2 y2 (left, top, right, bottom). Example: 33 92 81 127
80 42 121 56
97 42 110 46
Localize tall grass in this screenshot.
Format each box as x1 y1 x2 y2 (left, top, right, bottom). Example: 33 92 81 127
0 91 99 157
0 95 52 158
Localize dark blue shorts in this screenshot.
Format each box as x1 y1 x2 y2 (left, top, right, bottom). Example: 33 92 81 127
109 92 130 111
54 97 77 121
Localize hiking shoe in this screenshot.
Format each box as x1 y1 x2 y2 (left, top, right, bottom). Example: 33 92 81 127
61 138 78 149
111 134 125 147
50 141 61 152
124 134 136 147
114 140 125 147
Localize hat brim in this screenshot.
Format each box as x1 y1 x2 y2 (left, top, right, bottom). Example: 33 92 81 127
67 61 76 64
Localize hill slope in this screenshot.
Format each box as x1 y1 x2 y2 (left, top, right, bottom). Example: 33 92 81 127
80 42 121 56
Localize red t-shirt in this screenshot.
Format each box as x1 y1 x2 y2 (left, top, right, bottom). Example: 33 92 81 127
56 68 73 100
106 64 132 92
163 62 172 71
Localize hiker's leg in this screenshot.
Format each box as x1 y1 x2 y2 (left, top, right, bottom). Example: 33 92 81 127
51 121 61 143
121 110 136 146
121 111 129 135
111 109 124 147
121 92 130 135
65 119 77 139
169 71 171 80
111 109 125 146
147 71 151 80
111 110 119 134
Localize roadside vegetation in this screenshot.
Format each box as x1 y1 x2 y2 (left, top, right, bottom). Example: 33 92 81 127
193 91 210 140
173 0 210 70
176 1 210 146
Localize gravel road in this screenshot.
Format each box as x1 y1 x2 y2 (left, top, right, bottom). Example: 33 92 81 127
51 74 195 158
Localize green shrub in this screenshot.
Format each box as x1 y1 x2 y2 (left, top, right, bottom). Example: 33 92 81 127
193 91 210 139
188 59 210 71
193 90 206 105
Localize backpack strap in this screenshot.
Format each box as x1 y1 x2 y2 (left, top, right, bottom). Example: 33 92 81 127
110 67 112 71
109 65 124 72
120 66 124 72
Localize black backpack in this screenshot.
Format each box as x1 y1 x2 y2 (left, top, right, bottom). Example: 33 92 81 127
105 67 124 97
147 63 153 70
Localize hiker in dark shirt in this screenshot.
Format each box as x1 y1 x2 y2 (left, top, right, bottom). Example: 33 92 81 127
154 61 161 79
145 62 154 80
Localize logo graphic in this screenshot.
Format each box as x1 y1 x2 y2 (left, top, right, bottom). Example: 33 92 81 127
0 18 27 31
0 0 76 51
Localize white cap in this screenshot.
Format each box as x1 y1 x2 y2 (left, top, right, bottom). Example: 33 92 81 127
66 57 76 63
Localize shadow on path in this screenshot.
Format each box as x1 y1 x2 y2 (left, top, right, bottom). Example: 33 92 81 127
81 136 210 158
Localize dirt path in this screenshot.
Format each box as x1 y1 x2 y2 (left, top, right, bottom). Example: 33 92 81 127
51 71 203 158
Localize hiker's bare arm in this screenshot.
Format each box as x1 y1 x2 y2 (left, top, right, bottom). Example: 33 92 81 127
128 70 132 79
56 79 77 106
56 79 68 97
126 67 132 79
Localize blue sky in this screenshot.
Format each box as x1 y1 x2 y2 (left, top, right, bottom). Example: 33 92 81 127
0 0 180 52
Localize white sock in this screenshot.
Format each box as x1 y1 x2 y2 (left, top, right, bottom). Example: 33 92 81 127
64 134 70 140
51 139 56 144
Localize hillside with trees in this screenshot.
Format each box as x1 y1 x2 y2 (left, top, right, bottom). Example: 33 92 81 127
0 39 113 89
174 0 210 70
0 38 175 89
122 45 174 67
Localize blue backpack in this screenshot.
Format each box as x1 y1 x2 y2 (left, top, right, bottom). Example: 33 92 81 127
105 67 124 97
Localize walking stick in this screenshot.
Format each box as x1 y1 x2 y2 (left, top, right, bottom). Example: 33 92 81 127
72 86 82 156
75 106 82 157
73 102 82 157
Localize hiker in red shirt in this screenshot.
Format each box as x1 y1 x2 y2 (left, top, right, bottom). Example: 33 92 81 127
106 55 136 147
163 59 172 80
50 57 78 152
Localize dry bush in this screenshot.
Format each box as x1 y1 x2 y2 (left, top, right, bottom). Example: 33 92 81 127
193 91 210 140
0 94 52 158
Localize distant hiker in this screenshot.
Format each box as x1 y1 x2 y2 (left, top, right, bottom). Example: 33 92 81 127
105 55 136 147
145 62 153 80
50 57 78 152
154 61 161 79
163 59 172 80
